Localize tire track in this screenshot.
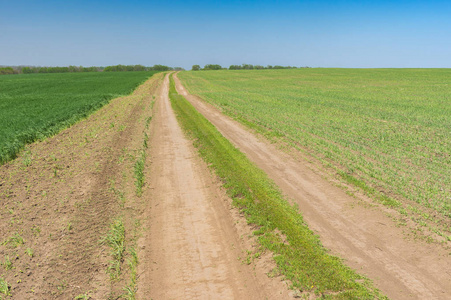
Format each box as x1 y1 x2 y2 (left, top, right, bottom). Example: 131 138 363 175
139 74 290 299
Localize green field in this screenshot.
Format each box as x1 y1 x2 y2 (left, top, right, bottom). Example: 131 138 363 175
0 71 158 164
179 69 451 224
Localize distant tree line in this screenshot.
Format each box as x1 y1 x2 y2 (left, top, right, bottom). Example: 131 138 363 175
192 64 308 71
0 67 17 75
21 66 102 74
103 64 182 72
229 64 305 70
0 64 184 75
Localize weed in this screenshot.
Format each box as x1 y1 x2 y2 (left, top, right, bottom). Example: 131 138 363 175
127 247 139 285
2 233 24 248
57 280 67 291
22 149 32 166
109 180 126 207
122 285 137 300
101 219 125 280
134 151 146 197
31 225 41 237
25 248 34 258
0 277 10 296
74 293 91 300
145 116 152 129
2 256 12 270
133 112 151 196
143 132 149 149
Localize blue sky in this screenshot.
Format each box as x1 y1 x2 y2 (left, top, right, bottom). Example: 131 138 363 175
1 0 450 68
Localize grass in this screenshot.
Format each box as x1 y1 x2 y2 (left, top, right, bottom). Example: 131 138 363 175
0 71 159 164
134 132 148 196
101 219 126 280
169 74 386 299
2 233 24 248
74 293 91 300
25 248 34 258
122 247 138 299
178 69 451 224
0 277 10 296
2 256 12 270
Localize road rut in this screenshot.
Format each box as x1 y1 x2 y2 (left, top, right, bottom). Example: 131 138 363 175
139 74 290 299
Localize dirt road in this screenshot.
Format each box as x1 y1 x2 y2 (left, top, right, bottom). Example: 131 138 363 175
174 73 451 300
138 74 290 299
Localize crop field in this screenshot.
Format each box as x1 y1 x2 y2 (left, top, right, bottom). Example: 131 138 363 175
179 69 451 226
0 71 158 164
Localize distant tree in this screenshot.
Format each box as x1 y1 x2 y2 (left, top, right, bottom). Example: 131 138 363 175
14 65 99 74
229 64 268 70
104 64 127 72
82 66 98 72
174 67 185 71
0 67 16 75
192 65 200 71
203 64 222 70
241 64 253 70
133 65 145 71
151 64 170 71
21 67 34 74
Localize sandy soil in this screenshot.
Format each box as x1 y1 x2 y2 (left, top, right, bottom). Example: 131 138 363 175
174 73 451 300
138 74 291 299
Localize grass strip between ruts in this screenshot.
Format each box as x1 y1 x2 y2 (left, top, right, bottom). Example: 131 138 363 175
168 74 387 299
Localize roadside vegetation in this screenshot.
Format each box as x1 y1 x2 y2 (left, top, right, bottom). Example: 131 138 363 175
169 74 386 299
0 71 158 164
179 69 451 242
101 75 160 299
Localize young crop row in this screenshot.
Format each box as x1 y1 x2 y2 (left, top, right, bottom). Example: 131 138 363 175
178 69 451 230
0 71 158 164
